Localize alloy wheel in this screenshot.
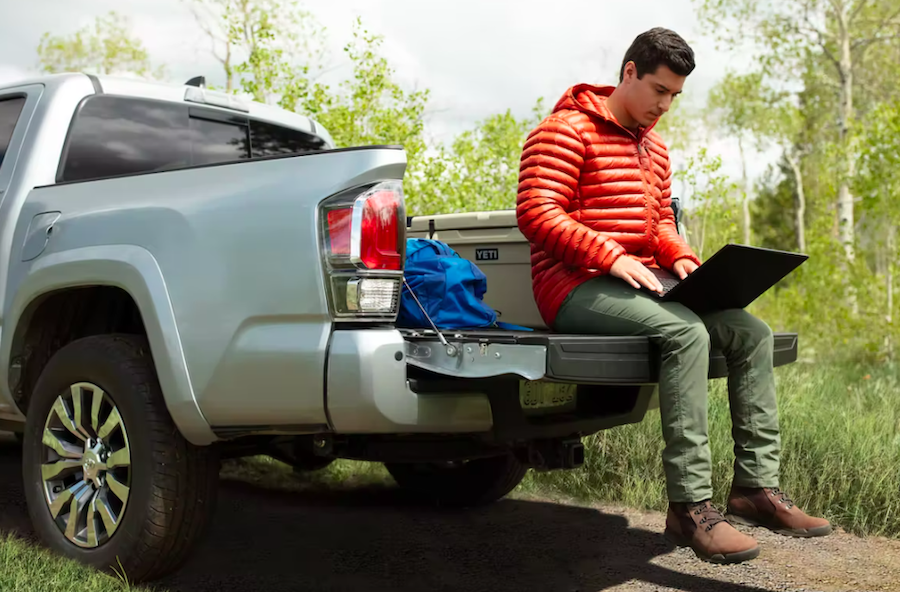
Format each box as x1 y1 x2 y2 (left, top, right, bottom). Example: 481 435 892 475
39 382 131 548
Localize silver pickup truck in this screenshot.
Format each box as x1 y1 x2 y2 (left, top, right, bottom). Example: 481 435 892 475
0 73 800 582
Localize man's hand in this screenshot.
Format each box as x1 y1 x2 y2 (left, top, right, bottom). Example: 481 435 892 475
610 256 664 293
673 258 699 280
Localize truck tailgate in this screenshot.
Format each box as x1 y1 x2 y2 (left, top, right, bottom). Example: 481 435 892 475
401 328 798 384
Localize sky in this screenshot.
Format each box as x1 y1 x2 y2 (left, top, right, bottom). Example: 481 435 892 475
0 0 778 193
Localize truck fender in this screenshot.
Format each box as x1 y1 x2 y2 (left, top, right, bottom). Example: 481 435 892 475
2 244 216 445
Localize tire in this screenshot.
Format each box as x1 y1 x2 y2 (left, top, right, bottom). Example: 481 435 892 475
385 454 528 507
21 334 219 583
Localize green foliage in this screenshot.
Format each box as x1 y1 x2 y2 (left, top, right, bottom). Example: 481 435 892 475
751 159 799 251
300 20 429 158
650 92 704 152
412 101 546 215
856 100 900 219
212 10 432 212
694 0 900 356
676 149 742 260
304 20 431 212
36 11 165 79
707 71 769 141
185 0 333 106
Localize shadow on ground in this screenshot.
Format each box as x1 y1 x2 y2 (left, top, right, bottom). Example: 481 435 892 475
0 435 774 592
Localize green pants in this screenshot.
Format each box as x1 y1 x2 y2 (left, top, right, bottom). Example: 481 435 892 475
554 276 781 503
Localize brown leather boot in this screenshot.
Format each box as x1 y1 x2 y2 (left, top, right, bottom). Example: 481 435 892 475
665 500 760 564
726 486 833 537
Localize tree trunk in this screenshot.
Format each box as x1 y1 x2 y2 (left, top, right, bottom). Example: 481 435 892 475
886 224 895 357
837 4 855 263
224 42 233 92
785 152 806 252
739 136 751 245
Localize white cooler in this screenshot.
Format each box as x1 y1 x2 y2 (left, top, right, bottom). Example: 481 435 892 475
406 210 548 330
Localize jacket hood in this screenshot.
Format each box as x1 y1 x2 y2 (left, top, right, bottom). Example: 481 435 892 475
553 83 658 136
553 84 616 120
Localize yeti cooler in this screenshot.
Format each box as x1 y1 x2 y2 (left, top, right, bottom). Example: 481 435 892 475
406 210 547 330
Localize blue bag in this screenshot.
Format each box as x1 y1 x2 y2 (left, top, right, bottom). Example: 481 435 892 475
398 238 531 331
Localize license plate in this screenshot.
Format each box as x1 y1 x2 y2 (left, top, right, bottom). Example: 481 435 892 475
519 381 577 412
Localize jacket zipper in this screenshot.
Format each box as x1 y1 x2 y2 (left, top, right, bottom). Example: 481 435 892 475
635 141 656 250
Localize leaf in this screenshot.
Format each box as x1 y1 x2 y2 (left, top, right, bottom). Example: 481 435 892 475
36 11 164 78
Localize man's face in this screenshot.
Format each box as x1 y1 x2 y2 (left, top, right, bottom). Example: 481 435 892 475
621 63 686 128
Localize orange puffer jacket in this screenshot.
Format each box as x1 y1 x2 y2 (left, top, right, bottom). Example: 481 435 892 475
516 83 700 327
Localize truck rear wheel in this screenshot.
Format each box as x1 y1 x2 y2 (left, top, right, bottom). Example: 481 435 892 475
385 454 528 507
21 334 218 582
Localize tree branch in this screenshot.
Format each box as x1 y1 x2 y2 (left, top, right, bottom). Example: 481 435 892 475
807 67 842 91
850 0 874 22
797 0 837 42
830 0 858 22
852 4 900 51
187 2 227 64
826 0 844 18
796 11 842 71
854 32 900 52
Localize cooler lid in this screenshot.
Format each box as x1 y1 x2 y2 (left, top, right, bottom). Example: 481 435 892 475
407 209 518 233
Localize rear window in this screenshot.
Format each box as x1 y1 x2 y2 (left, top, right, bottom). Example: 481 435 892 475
59 95 326 183
250 120 326 156
190 115 251 166
61 96 191 182
0 96 26 169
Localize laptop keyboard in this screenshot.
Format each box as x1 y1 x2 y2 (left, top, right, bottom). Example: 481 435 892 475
658 275 681 292
650 268 681 295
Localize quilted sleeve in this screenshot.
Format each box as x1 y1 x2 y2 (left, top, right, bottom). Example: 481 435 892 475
655 153 701 270
516 117 626 273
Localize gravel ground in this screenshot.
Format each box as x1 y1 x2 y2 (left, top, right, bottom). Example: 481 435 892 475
1 433 897 592
583 502 900 592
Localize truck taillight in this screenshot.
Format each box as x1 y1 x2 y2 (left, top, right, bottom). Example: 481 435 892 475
323 181 404 270
358 190 402 270
326 209 352 256
320 181 405 321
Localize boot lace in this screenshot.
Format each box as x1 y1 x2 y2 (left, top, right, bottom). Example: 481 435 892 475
768 487 795 509
688 501 726 533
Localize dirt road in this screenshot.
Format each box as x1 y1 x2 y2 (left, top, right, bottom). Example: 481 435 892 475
1 435 897 592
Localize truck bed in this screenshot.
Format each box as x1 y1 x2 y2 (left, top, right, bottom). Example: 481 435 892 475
400 328 799 384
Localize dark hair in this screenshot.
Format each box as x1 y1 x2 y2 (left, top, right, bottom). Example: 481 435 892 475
619 28 695 82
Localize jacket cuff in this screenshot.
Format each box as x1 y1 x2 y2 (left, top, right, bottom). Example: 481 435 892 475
661 250 701 270
597 241 627 274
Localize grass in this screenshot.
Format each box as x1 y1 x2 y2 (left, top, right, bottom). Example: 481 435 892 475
0 533 145 592
219 453 392 492
227 362 900 539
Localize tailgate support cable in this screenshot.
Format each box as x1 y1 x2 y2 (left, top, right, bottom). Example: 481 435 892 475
402 277 458 357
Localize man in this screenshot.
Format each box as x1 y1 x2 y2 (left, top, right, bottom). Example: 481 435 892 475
516 27 831 564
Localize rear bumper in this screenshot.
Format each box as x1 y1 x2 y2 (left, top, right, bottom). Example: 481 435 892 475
327 328 798 441
326 329 493 434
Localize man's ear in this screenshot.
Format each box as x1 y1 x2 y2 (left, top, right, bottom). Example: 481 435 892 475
622 61 637 82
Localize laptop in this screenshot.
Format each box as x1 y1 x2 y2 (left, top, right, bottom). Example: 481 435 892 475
643 244 808 313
